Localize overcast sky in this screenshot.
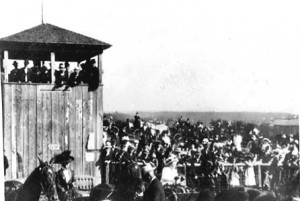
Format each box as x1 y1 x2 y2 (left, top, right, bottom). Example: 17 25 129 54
1 0 299 114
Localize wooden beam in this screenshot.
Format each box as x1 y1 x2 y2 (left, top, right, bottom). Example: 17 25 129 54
0 54 2 79
97 54 102 84
50 52 55 84
3 51 8 82
0 49 5 201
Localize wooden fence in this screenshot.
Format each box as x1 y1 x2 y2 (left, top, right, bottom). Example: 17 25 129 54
3 83 103 179
104 161 277 190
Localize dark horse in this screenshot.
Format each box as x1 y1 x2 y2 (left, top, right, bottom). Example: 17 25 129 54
11 157 58 201
90 161 144 201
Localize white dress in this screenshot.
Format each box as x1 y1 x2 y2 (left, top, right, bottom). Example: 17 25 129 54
161 167 179 185
229 170 240 187
233 134 242 151
244 161 256 186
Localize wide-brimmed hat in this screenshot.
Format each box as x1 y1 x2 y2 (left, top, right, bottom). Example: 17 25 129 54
142 163 156 174
51 150 74 164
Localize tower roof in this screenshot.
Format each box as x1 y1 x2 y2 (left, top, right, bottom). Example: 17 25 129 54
0 23 111 47
0 23 111 61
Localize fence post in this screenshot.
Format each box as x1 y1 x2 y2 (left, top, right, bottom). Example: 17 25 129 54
184 163 187 186
106 161 110 184
258 164 262 188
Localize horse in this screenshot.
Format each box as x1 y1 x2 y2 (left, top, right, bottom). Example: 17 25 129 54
11 157 58 201
90 160 144 201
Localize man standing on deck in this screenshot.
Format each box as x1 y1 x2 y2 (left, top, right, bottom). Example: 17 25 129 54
18 59 32 83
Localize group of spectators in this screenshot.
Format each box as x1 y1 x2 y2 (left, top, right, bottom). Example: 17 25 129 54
8 59 100 91
9 60 51 83
99 114 299 200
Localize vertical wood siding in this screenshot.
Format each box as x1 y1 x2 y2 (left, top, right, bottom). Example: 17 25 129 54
3 83 103 178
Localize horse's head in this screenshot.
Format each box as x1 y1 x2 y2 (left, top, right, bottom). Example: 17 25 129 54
37 157 58 201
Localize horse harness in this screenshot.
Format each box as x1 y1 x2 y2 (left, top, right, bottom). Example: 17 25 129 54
40 165 57 199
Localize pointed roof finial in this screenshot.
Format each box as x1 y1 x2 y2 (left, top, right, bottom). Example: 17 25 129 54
41 0 44 24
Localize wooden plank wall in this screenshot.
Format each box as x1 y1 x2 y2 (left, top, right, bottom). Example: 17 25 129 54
2 83 103 178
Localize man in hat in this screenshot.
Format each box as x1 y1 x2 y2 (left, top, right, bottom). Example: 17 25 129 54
134 112 141 129
113 136 143 201
98 140 115 184
52 63 65 90
115 136 131 162
140 145 151 162
39 62 51 83
128 137 140 161
18 59 32 83
142 163 165 201
249 132 260 155
51 150 78 201
86 59 100 91
63 61 71 84
30 60 41 83
63 65 82 91
9 61 19 82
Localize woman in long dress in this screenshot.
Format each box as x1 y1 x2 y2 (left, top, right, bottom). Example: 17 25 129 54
229 163 240 187
51 150 79 201
244 154 257 187
161 154 180 186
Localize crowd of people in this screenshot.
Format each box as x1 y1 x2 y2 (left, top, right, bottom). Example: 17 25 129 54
98 114 299 201
8 59 100 91
8 60 51 83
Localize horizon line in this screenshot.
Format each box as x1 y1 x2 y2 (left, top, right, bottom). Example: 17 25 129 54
104 110 298 115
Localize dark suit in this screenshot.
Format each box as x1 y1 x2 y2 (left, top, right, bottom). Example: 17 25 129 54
143 178 165 201
67 71 82 87
40 66 51 83
9 69 19 82
30 66 41 83
52 69 64 90
62 69 71 84
99 148 114 184
18 67 32 83
88 66 100 91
